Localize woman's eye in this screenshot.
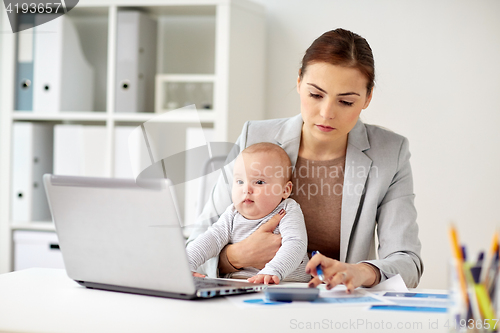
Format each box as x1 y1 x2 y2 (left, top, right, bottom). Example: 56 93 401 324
255 180 265 185
340 100 354 106
309 92 322 99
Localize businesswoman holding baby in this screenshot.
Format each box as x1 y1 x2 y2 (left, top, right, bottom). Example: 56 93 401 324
188 28 423 290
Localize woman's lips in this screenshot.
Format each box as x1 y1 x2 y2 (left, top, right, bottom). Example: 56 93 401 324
316 124 335 132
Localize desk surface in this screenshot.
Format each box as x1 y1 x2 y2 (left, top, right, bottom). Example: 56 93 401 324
0 269 448 333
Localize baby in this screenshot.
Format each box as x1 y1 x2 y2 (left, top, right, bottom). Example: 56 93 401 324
186 142 310 284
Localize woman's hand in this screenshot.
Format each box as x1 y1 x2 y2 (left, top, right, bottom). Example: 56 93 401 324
226 209 285 269
305 252 378 293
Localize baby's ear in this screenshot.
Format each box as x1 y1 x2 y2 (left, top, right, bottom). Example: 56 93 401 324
282 181 293 199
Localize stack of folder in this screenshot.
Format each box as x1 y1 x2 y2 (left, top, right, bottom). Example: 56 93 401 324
11 10 160 222
15 10 158 113
15 13 94 112
449 225 500 332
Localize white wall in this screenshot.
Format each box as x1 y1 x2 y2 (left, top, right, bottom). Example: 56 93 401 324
252 0 500 289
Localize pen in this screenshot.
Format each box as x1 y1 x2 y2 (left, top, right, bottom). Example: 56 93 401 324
311 251 324 281
470 251 484 284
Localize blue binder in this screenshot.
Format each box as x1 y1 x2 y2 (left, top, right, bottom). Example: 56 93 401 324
15 14 35 111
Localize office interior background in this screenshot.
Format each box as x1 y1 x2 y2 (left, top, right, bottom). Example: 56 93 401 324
1 0 499 290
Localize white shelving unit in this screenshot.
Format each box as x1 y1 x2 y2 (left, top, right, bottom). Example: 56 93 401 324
0 0 265 273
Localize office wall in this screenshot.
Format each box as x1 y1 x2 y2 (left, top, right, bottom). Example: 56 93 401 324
252 0 500 289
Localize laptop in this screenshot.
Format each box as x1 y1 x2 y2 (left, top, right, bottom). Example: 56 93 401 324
43 174 265 299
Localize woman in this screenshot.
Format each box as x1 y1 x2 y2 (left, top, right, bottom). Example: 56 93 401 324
188 28 423 290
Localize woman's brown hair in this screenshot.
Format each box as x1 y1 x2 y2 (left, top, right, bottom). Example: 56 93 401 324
299 28 375 95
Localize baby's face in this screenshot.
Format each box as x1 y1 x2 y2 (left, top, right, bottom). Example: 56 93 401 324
232 151 292 220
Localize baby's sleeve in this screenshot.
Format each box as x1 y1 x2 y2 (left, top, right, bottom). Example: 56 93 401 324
257 199 308 280
186 205 235 272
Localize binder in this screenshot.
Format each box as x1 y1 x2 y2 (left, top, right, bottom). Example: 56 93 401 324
114 126 149 178
115 11 157 113
11 122 53 222
53 125 107 177
33 14 94 113
15 14 35 111
184 127 215 229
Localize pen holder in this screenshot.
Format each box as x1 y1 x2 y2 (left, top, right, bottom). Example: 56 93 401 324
448 259 499 333
448 259 470 333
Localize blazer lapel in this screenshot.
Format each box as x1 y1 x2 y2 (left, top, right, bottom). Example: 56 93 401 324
272 115 371 263
273 114 303 168
340 119 372 263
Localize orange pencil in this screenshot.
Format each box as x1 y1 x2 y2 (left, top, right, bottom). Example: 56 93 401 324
449 224 469 304
482 231 499 287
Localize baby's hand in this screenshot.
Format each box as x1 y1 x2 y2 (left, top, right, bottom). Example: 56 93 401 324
192 272 206 278
247 274 280 284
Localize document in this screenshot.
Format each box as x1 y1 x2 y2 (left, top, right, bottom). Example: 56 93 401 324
379 292 450 308
227 285 390 309
364 274 408 292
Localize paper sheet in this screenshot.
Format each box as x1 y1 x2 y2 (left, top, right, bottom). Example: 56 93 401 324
314 289 387 306
226 286 390 309
377 292 451 309
363 274 409 292
225 275 414 308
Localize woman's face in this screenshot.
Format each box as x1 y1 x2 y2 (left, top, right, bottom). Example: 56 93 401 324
297 62 373 149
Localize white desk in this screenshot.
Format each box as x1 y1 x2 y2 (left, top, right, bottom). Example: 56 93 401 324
0 269 448 333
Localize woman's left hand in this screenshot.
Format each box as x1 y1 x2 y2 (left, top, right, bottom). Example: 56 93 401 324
305 252 378 293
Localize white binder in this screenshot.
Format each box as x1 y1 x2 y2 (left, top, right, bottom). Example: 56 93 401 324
33 14 94 113
114 126 145 178
11 122 53 222
184 127 215 230
115 11 157 113
53 125 107 177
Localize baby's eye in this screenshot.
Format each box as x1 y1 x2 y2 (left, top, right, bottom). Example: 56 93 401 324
255 180 266 185
236 180 244 185
309 92 322 99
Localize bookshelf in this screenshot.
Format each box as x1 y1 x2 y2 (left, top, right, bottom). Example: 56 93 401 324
0 0 265 273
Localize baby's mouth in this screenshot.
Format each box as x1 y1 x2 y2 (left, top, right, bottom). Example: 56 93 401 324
243 199 254 204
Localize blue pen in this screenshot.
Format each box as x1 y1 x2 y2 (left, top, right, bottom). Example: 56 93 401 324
311 251 324 281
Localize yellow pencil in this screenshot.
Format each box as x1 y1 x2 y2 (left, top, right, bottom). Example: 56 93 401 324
475 283 496 331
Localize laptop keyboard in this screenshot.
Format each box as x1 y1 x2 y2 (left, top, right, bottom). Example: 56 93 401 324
193 277 240 288
193 277 266 298
193 277 259 289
